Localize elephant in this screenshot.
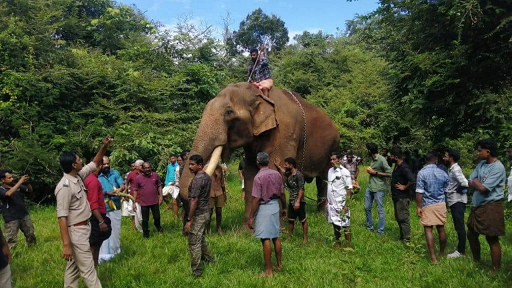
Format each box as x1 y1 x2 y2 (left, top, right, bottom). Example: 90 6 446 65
180 82 340 225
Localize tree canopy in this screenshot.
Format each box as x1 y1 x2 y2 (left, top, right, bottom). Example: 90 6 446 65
348 0 512 143
227 8 289 54
0 0 235 200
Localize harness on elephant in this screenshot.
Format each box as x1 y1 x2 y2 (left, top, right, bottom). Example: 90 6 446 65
285 90 307 172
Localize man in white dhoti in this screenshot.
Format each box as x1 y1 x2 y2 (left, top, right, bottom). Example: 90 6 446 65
126 160 143 232
327 153 353 248
97 156 125 263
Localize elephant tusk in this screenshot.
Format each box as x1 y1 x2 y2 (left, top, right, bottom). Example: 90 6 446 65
205 146 223 176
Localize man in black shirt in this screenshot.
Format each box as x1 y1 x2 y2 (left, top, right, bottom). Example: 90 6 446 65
276 157 308 244
0 226 12 288
382 148 393 168
389 147 416 242
185 154 213 277
0 170 36 249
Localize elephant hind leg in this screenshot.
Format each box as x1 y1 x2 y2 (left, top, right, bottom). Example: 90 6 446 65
315 175 327 211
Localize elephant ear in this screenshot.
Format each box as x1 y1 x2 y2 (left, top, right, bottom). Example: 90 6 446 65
252 97 277 136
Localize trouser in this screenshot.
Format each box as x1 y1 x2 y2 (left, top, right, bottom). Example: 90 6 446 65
4 214 36 249
141 204 162 238
187 212 212 276
393 198 411 240
450 202 466 254
364 189 385 234
0 264 12 288
64 224 102 288
333 224 342 241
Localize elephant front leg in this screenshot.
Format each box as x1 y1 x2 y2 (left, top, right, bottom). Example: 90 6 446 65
242 165 258 231
316 175 327 211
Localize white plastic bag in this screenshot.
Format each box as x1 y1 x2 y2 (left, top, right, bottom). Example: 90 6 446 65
121 199 135 217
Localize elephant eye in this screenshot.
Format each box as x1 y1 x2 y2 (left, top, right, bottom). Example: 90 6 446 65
224 109 236 119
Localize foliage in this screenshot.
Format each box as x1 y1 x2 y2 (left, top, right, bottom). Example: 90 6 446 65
273 32 407 156
2 0 512 201
348 0 512 145
227 8 289 54
0 0 230 200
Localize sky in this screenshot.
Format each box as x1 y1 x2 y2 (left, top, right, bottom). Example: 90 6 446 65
116 0 380 42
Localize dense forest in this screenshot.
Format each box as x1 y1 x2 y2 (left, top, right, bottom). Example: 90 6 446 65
1 0 511 201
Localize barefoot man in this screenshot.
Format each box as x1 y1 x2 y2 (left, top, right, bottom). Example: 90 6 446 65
249 152 286 277
275 157 308 244
415 152 449 264
327 153 353 248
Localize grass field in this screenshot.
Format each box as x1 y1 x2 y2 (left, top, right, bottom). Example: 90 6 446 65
5 167 512 287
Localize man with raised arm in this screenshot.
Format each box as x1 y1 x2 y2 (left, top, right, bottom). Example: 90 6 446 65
248 45 273 99
0 170 36 249
275 157 308 244
55 137 112 288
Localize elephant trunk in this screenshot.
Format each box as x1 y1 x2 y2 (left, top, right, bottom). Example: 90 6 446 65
180 100 228 198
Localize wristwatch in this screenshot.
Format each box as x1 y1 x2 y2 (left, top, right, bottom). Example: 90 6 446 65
187 217 192 222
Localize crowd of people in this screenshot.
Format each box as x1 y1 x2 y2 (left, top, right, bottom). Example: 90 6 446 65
0 136 510 286
361 139 507 269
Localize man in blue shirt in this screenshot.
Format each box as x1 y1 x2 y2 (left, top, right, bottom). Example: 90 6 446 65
467 139 506 271
415 152 449 264
164 155 179 217
97 156 125 263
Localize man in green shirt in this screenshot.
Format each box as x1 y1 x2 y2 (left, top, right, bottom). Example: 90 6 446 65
365 143 392 235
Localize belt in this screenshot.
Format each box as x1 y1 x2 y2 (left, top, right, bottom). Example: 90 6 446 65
69 220 89 227
260 195 281 204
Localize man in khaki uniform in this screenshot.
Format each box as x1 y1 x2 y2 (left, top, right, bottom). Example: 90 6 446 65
208 165 226 235
55 137 112 288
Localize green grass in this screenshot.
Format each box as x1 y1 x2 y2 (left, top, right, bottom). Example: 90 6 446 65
5 168 512 287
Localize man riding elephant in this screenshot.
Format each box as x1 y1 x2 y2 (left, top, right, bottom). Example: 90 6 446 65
180 82 339 228
248 45 273 100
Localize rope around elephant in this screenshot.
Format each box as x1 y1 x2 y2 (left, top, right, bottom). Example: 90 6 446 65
285 89 307 172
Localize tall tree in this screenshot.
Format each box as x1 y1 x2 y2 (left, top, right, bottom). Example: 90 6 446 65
350 0 512 142
228 8 289 54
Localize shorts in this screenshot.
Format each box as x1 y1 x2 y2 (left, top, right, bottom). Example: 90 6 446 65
287 202 306 223
89 214 112 245
209 194 226 208
467 201 505 237
420 202 447 226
